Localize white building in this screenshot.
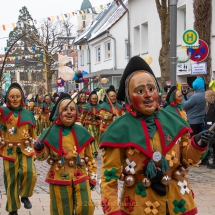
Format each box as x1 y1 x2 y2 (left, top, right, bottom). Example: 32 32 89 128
74 0 129 90
128 0 215 87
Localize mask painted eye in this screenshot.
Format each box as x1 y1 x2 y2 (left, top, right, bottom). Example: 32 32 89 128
137 89 143 94
148 87 154 93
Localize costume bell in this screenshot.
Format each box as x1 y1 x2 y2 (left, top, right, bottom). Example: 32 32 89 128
165 86 188 121
80 91 101 158
99 56 214 215
34 93 97 215
99 85 124 133
0 83 37 215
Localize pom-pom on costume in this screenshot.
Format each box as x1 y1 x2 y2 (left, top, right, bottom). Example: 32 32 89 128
0 83 37 213
165 86 188 121
80 91 101 158
99 85 124 133
99 56 208 215
35 93 96 215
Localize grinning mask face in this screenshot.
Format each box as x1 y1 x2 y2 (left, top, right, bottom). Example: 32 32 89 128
59 99 76 126
108 91 117 104
8 88 22 109
128 71 158 115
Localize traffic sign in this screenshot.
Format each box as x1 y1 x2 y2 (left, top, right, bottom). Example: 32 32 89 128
191 62 207 75
187 39 209 62
182 30 199 48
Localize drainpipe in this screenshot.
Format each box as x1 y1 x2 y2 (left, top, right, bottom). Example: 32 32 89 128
117 0 130 60
106 31 117 70
84 37 91 74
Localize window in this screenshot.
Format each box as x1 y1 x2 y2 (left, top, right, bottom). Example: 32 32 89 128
20 72 28 81
87 48 90 64
134 25 140 55
105 41 111 59
95 46 101 63
125 39 129 59
112 76 121 89
141 22 148 54
80 50 84 66
83 21 86 28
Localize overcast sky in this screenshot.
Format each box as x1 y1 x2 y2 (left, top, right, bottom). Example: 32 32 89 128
0 0 111 50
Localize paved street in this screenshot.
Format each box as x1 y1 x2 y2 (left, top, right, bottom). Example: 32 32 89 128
0 153 215 215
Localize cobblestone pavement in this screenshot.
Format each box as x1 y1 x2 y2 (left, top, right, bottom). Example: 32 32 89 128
1 153 215 214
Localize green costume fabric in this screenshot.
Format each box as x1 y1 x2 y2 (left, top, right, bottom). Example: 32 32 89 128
0 107 36 127
82 103 101 113
38 123 94 154
100 102 123 113
100 109 190 158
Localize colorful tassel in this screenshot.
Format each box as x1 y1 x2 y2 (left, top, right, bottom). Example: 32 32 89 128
161 156 169 173
145 159 157 179
76 154 81 164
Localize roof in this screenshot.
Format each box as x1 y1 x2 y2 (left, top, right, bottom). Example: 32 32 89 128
80 0 93 10
74 2 117 44
89 0 128 41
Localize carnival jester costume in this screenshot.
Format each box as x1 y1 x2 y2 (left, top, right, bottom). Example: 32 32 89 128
99 56 213 215
80 91 101 158
42 95 55 129
33 94 44 136
0 83 37 215
34 93 97 215
165 86 188 121
76 92 87 124
99 85 124 133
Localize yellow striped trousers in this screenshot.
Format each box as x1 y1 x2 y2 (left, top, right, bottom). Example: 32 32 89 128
3 152 37 212
50 180 94 215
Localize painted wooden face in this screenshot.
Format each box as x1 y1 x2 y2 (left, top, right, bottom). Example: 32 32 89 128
8 88 22 109
59 99 76 126
90 94 98 105
45 96 51 104
38 96 43 103
108 91 117 104
128 71 158 115
175 90 182 105
79 93 86 103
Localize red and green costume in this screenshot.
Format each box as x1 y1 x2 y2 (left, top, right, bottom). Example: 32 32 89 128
99 106 206 215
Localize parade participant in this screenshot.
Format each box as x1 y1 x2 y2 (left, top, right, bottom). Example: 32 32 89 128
159 92 167 108
34 94 44 136
99 85 124 133
76 92 86 123
0 83 37 215
99 56 214 215
80 91 101 158
34 93 97 215
165 86 187 121
52 93 59 103
42 95 55 129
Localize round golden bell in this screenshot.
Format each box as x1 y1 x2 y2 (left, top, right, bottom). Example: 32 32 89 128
124 175 136 187
17 143 21 147
1 137 4 141
68 160 74 167
1 141 5 146
85 157 89 162
172 169 183 181
25 140 29 146
57 160 63 167
178 165 189 177
8 143 13 148
142 177 151 187
119 173 125 181
29 137 33 141
47 158 54 165
161 175 171 186
79 159 85 166
0 137 2 141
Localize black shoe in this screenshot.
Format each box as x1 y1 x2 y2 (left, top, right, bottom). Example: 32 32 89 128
8 211 18 215
207 163 215 169
21 197 32 209
200 159 209 165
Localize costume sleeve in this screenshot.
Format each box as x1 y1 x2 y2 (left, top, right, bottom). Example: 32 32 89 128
180 133 208 166
80 111 87 124
34 145 50 161
85 144 97 186
101 147 124 215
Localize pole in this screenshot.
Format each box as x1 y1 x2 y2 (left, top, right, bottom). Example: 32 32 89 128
170 0 178 85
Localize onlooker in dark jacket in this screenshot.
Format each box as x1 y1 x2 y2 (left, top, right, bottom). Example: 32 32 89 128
182 77 206 136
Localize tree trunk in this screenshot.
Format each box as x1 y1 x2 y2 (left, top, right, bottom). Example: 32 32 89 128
193 0 212 84
155 0 170 89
